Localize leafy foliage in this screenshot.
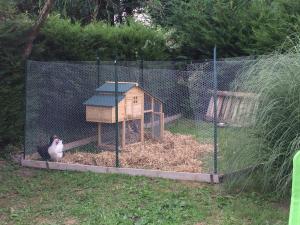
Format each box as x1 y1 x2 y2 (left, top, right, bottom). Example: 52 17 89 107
17 0 146 25
0 4 170 149
148 0 300 58
0 0 32 147
33 15 170 61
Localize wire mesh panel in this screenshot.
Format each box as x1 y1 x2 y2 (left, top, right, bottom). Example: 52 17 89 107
152 114 161 139
25 61 98 156
215 59 259 174
188 62 214 122
125 120 141 145
25 59 219 174
142 68 183 117
100 123 121 147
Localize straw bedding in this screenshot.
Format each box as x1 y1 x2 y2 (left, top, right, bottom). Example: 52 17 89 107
61 131 213 173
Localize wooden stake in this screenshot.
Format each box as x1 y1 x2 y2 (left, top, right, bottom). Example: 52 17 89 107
122 120 126 148
160 103 164 139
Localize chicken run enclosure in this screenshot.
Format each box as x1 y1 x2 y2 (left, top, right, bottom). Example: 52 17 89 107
23 56 259 182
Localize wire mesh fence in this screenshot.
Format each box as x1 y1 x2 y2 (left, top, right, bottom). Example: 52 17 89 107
24 57 260 175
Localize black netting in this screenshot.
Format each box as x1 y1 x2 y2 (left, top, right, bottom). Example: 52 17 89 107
25 61 98 155
25 58 259 174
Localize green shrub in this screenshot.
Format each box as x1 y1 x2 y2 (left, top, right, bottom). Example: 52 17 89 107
0 12 171 150
149 0 300 58
0 0 32 147
34 15 170 61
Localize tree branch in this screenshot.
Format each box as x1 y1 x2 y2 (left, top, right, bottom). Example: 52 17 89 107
22 0 55 59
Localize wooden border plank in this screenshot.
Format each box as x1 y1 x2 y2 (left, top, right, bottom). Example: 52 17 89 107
21 159 220 183
21 159 47 168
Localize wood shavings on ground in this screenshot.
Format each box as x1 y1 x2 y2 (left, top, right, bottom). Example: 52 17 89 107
61 131 213 173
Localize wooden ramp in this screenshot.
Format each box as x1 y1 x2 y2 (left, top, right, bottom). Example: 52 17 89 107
206 90 258 126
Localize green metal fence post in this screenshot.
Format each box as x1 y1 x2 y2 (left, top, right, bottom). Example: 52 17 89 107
23 60 28 160
114 57 120 168
96 50 101 86
140 57 144 88
213 46 218 174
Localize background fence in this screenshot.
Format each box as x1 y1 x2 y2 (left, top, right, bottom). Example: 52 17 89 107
24 56 259 175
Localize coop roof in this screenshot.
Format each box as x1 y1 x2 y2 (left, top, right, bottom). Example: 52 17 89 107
96 82 137 93
83 95 124 107
95 82 163 103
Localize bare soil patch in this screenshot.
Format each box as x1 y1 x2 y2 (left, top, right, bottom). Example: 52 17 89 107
64 218 79 225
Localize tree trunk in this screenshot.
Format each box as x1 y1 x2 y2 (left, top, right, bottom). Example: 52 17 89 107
22 0 55 59
117 0 123 24
92 0 101 21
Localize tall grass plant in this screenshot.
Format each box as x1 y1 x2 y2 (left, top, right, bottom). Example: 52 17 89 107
225 45 300 196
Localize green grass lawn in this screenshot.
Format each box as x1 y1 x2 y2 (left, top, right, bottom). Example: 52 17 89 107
166 119 214 143
166 119 259 174
0 161 288 225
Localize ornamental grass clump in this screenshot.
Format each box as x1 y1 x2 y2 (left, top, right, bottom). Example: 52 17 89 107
229 47 300 196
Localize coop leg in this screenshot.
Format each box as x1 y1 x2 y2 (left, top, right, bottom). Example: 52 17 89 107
121 120 126 148
141 118 144 143
160 113 164 139
151 112 154 138
151 98 154 138
98 123 102 146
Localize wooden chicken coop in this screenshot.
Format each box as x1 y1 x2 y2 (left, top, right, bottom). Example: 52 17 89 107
84 82 164 149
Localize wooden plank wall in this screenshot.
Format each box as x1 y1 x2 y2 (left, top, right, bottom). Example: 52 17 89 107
206 91 258 126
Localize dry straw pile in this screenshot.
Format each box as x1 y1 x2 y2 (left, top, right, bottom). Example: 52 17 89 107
61 131 212 173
